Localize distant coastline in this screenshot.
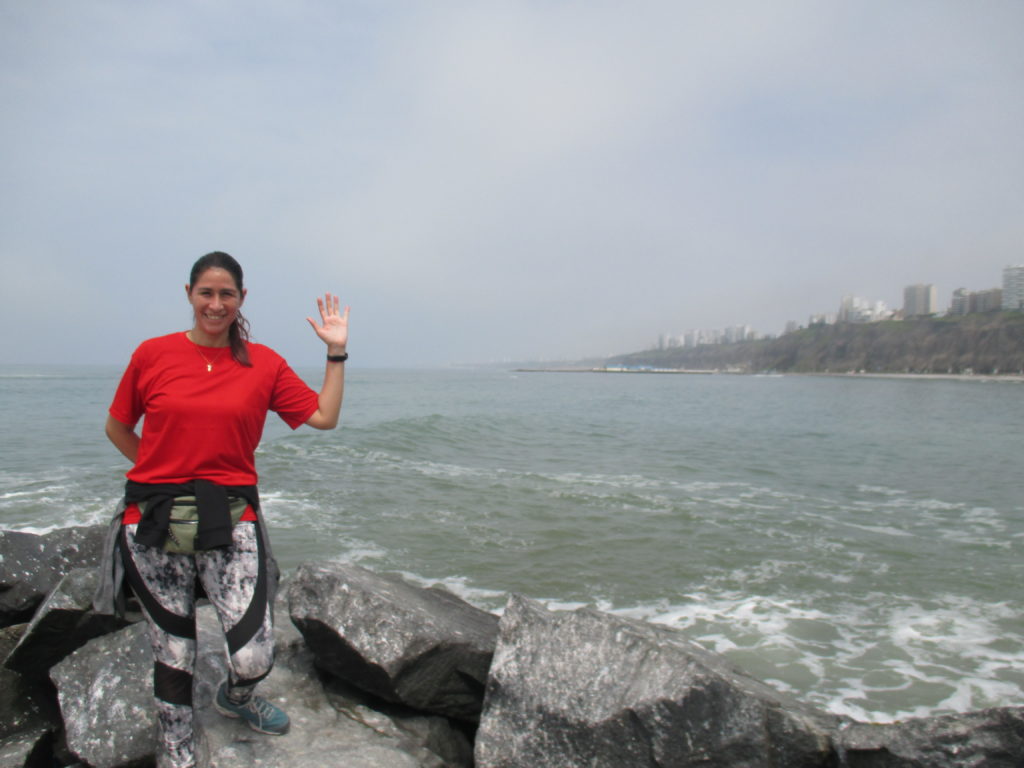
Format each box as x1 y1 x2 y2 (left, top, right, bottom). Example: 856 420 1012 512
808 371 1024 383
515 367 716 375
601 313 1024 377
515 367 1024 382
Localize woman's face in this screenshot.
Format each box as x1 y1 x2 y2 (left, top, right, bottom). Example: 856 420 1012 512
186 267 245 344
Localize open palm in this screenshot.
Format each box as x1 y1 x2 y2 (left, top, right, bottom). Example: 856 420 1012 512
307 294 349 350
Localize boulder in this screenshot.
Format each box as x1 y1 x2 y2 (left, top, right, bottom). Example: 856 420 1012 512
320 676 475 768
475 594 841 768
0 526 105 627
0 624 56 768
840 706 1024 767
0 726 53 768
17 542 1021 768
0 624 49 741
5 567 127 677
51 600 465 767
197 624 463 768
50 621 155 768
288 562 499 723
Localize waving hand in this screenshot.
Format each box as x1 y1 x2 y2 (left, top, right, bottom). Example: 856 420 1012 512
307 293 350 352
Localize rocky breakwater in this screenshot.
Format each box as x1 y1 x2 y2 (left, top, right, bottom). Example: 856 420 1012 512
1 525 1023 767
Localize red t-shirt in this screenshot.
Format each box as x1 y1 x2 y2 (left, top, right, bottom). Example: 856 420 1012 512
110 332 320 487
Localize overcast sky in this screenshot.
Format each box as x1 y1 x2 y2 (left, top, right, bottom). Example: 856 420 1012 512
2 1 1022 367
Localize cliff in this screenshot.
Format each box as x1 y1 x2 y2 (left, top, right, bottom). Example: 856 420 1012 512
609 313 1024 374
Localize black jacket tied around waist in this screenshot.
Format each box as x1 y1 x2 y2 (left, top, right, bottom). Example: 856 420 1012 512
125 478 260 551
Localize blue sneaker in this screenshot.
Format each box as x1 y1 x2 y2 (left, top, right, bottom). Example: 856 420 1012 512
214 682 290 735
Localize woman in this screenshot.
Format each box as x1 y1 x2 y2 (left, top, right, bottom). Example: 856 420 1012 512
102 251 349 768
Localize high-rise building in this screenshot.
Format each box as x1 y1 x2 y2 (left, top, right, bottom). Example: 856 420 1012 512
903 284 937 317
975 288 1003 313
724 325 753 343
838 296 890 323
950 288 970 315
951 287 1003 315
1003 265 1024 311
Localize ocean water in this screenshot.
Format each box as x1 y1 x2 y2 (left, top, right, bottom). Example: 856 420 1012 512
2 364 1022 724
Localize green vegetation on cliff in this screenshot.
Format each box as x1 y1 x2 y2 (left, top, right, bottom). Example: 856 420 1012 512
608 313 1024 374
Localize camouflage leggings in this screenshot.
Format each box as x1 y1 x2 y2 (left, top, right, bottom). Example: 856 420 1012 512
122 521 275 766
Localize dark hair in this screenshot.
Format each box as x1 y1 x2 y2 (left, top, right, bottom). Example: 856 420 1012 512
188 251 252 366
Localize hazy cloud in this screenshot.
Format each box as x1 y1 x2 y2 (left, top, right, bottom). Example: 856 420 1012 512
2 0 1022 366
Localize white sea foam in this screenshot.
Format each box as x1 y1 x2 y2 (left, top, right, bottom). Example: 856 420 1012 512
4 506 113 535
340 543 390 564
294 536 390 569
842 522 914 537
856 485 907 496
395 571 517 612
588 586 1024 724
257 491 327 524
962 506 1002 526
4 367 1023 723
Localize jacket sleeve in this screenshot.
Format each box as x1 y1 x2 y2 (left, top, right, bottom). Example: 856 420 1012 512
92 501 128 616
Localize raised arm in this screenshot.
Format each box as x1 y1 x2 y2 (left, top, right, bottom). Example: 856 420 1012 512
304 293 350 430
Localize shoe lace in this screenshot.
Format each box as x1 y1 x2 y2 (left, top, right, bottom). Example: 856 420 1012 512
245 696 278 723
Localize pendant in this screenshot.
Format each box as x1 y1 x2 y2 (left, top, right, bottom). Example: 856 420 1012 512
207 364 213 372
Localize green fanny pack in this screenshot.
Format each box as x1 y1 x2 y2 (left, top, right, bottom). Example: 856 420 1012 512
141 496 251 554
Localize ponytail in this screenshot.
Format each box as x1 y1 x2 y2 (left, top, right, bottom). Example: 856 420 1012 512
229 310 253 367
189 251 253 367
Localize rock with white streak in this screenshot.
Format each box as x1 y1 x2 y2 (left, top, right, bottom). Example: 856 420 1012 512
50 621 155 768
0 526 105 627
288 562 499 723
51 599 465 768
0 623 55 767
0 624 50 741
0 725 53 768
475 594 840 768
4 567 126 677
195 594 470 768
839 707 1024 767
319 675 475 768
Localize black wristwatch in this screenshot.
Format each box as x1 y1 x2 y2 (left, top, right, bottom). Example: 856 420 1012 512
327 353 349 363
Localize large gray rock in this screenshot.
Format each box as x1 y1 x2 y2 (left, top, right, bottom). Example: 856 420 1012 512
50 621 155 768
197 615 465 768
0 526 105 627
0 726 53 768
319 675 475 768
840 707 1024 767
0 625 49 741
51 599 466 768
0 624 55 767
475 594 840 768
288 562 499 723
5 567 126 677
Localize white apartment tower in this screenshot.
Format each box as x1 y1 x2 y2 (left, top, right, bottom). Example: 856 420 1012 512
903 284 937 317
1003 265 1024 311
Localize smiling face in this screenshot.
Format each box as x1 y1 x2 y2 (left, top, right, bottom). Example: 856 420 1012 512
185 267 246 346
